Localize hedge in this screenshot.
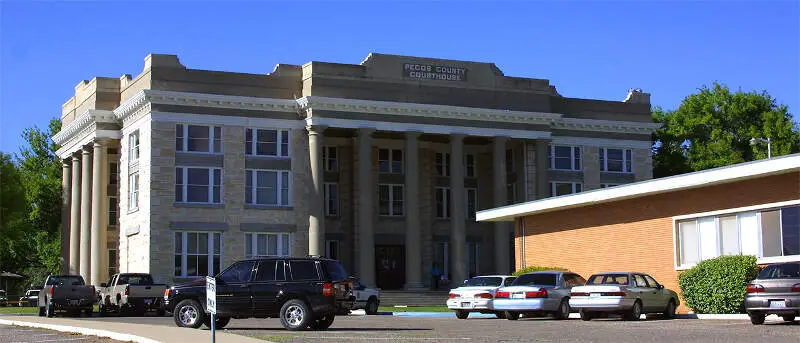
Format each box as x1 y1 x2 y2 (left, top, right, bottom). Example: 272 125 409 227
512 265 568 276
677 255 760 314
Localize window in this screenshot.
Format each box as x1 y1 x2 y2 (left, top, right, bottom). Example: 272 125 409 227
245 128 289 157
174 231 222 278
108 249 117 281
254 260 281 282
109 162 118 185
107 147 118 155
505 149 514 174
245 233 291 258
643 275 660 288
323 146 338 171
289 260 319 280
550 182 582 197
128 173 139 211
245 170 290 206
326 240 339 260
378 149 403 173
600 184 619 188
435 153 450 177
676 206 800 268
219 261 254 284
466 188 477 219
435 187 451 218
600 148 633 173
108 196 118 229
324 183 339 216
465 154 476 178
467 242 480 277
128 132 139 163
506 183 517 204
378 184 404 216
548 145 582 171
175 167 222 204
176 124 222 153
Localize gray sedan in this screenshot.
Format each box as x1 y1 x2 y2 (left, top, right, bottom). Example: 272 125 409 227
493 271 586 320
569 272 679 321
745 262 800 324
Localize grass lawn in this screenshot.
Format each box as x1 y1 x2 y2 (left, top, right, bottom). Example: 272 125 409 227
378 306 451 312
0 306 38 315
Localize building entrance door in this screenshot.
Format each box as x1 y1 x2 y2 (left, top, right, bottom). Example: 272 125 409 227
375 245 405 289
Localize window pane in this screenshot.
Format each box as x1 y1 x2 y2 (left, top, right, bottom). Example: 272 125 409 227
720 215 740 255
554 183 573 196
379 185 390 215
739 212 760 256
255 260 277 281
214 233 221 254
290 260 318 280
187 186 209 202
281 172 290 205
219 261 254 283
175 232 182 253
280 131 289 156
257 234 267 256
213 256 220 275
679 220 699 265
187 168 209 184
174 255 182 277
245 170 253 203
213 126 222 153
256 129 277 155
213 169 221 203
245 234 253 258
574 147 581 170
176 124 184 151
698 217 718 260
187 125 210 152
268 235 278 256
606 149 623 172
781 206 800 256
187 233 198 254
175 168 184 202
378 149 389 161
553 146 572 170
276 261 286 281
197 255 209 277
188 256 198 276
625 149 632 172
245 129 253 155
198 233 209 254
761 210 782 257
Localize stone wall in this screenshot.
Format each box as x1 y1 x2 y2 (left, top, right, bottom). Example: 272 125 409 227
634 148 654 181
583 146 601 191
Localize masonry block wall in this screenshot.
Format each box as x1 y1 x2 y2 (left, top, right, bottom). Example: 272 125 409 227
514 172 800 313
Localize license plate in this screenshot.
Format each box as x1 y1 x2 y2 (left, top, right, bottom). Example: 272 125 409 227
461 302 471 308
770 301 786 308
590 293 601 298
512 293 525 299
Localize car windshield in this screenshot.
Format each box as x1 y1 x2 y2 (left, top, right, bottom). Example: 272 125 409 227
47 276 84 286
462 277 503 287
512 273 558 286
117 274 154 285
587 274 630 285
758 263 800 279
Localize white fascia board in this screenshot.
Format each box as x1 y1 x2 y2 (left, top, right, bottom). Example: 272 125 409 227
306 117 552 140
477 154 800 222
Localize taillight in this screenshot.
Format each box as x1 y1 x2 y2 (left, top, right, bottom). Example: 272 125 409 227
495 291 510 299
49 287 54 296
448 293 460 299
746 284 764 293
525 289 548 298
322 283 334 296
125 285 130 296
603 292 627 297
571 292 589 297
164 288 171 298
474 292 493 299
791 284 800 292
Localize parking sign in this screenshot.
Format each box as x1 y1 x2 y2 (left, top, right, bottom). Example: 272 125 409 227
206 276 216 314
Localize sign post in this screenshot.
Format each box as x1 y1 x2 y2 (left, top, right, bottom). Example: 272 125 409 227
206 276 216 343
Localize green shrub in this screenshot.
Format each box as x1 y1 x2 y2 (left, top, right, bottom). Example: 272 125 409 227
512 265 568 276
678 255 760 314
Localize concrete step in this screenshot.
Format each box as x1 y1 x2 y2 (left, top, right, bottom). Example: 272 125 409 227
379 290 449 306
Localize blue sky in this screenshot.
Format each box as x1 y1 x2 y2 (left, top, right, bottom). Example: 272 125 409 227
1 1 798 153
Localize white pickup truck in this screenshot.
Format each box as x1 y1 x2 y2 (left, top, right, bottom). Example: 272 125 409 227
97 273 167 316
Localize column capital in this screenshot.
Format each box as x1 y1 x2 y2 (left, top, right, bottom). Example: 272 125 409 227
450 133 466 141
80 148 91 155
93 138 111 148
62 159 71 167
493 136 510 144
306 124 328 135
405 131 422 139
358 127 376 137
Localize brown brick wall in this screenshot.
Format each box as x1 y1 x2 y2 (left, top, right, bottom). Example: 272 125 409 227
515 171 800 313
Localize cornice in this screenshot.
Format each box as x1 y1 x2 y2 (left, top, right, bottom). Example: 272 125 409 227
552 117 662 135
52 109 115 145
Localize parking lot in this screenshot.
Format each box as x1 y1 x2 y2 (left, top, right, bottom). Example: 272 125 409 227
59 312 800 343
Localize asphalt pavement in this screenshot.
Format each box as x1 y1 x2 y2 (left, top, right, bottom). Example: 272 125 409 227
0 324 121 343
63 311 800 343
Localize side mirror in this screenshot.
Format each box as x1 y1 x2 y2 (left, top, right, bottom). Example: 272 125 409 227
658 285 664 290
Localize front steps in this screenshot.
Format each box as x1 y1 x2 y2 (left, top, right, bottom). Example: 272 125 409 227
378 290 450 307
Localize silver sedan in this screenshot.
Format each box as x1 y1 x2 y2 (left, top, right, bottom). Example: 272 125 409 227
569 272 679 321
493 271 586 320
745 262 800 324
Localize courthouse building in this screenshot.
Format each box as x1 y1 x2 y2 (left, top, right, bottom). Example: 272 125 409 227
53 52 659 289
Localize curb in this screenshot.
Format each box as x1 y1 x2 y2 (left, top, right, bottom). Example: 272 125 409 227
378 311 770 320
0 318 161 343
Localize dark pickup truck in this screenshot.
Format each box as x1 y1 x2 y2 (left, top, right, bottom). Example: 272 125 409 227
37 275 96 317
164 256 355 331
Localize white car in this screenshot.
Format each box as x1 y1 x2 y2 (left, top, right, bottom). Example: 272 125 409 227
569 272 679 321
349 279 380 315
446 275 516 319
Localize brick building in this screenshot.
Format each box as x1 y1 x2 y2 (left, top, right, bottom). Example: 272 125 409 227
477 154 800 312
52 52 659 289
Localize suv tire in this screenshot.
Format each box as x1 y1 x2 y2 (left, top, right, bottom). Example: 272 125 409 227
280 299 314 331
173 299 205 329
309 315 335 330
204 316 231 329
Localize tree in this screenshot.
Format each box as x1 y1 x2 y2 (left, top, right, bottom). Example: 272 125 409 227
0 152 29 272
653 82 800 178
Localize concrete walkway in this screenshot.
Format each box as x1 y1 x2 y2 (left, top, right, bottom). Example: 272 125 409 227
0 316 268 343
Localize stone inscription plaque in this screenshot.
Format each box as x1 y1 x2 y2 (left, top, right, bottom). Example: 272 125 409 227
403 63 468 81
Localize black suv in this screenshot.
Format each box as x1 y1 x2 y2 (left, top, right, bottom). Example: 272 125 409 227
164 256 354 331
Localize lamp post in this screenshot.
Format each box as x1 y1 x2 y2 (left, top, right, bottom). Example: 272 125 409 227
749 137 772 159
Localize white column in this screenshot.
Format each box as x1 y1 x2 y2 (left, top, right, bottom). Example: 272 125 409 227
61 160 71 274
90 140 107 286
69 155 81 275
403 131 423 289
79 147 92 284
307 125 326 256
449 134 467 285
357 128 376 287
493 137 510 274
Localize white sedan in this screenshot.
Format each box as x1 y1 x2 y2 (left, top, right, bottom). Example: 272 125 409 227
349 279 380 315
446 275 516 319
569 272 679 321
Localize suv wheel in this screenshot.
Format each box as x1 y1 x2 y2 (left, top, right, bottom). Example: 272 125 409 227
173 299 205 329
280 299 314 331
309 315 335 330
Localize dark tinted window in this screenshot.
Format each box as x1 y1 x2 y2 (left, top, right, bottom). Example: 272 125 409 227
117 274 154 285
512 273 558 286
219 261 254 283
290 260 319 280
276 260 286 281
462 277 503 287
503 277 517 286
255 260 276 282
322 260 347 281
758 263 800 279
47 276 84 286
587 274 630 285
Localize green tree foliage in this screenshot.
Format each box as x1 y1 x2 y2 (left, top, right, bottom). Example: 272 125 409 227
0 153 29 269
652 82 800 177
512 265 568 276
678 255 760 314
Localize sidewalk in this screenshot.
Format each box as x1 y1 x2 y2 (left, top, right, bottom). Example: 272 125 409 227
0 316 269 343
